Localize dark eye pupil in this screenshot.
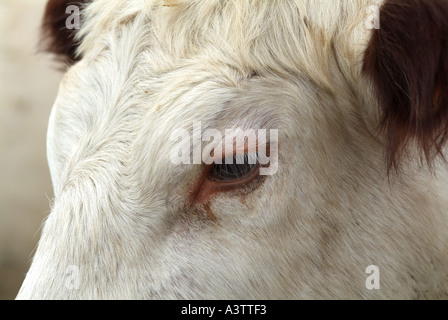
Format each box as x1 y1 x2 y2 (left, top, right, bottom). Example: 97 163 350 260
208 154 258 182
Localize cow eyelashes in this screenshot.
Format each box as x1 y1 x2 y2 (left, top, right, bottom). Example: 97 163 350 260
208 154 259 182
190 152 263 204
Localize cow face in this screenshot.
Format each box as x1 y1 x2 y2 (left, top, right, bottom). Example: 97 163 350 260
17 0 448 299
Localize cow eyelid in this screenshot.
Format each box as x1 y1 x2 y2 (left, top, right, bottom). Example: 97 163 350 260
208 154 260 182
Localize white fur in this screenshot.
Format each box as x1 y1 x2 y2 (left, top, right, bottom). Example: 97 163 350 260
17 0 448 299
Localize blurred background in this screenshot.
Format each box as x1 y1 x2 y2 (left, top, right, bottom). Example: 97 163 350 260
0 0 62 299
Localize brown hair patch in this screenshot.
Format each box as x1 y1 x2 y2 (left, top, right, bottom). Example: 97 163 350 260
40 0 90 67
363 0 448 171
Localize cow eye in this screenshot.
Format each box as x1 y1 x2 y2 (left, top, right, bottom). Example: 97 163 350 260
190 152 266 204
208 154 259 182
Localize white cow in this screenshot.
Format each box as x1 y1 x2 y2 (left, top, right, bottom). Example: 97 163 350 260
17 0 448 299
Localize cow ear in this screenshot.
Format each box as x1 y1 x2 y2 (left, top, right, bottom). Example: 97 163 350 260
41 0 87 67
363 0 448 171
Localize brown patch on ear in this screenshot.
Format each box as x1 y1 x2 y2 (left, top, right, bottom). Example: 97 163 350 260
41 0 89 67
363 0 448 171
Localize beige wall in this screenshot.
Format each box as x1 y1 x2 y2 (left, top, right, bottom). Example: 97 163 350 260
0 0 62 299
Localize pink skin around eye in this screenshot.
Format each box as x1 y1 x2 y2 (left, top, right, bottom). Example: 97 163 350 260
189 142 270 208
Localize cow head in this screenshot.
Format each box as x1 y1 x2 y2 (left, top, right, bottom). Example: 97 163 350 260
17 0 448 299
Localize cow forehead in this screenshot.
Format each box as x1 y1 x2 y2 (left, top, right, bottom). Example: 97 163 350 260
54 0 384 185
77 0 382 89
